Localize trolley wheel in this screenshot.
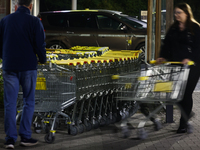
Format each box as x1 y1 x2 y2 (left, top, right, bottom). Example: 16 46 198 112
105 117 111 125
121 112 126 120
122 127 130 138
85 121 92 131
44 132 55 143
187 122 193 134
154 120 162 131
110 115 116 124
92 119 100 129
124 111 129 118
137 128 148 140
116 112 122 122
99 118 106 126
78 124 85 134
34 124 42 134
68 125 78 136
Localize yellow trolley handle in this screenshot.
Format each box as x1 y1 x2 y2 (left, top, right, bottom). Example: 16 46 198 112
150 60 194 66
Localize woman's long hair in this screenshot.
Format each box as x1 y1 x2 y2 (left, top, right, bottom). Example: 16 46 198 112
172 3 200 34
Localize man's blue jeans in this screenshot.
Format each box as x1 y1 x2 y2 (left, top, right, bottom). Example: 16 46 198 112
3 70 37 142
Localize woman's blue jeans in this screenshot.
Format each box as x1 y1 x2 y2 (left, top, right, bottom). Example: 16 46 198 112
3 70 37 142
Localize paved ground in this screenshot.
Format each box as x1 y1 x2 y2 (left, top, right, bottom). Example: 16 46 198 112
0 81 200 150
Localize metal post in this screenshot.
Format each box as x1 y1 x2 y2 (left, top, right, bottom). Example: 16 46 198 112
33 0 39 16
166 105 174 123
155 0 161 59
147 0 153 62
72 0 77 10
165 0 174 123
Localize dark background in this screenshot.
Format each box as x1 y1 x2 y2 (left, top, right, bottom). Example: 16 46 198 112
40 0 200 22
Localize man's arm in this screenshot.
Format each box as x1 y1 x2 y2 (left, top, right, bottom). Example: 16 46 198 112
33 18 46 64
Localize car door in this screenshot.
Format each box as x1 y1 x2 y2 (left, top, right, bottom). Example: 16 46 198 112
66 13 98 47
95 14 131 50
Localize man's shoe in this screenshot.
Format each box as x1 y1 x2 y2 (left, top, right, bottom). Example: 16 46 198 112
20 138 38 147
4 139 15 149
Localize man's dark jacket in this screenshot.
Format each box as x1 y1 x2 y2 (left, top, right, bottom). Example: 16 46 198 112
0 6 46 71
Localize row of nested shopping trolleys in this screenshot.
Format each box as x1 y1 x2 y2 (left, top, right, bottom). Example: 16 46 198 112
17 46 192 143
17 47 143 143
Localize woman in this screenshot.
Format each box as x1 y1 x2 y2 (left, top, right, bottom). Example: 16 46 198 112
157 3 200 133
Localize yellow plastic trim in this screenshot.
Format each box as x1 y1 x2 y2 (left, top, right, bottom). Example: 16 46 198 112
150 60 194 65
50 130 56 133
67 122 71 124
138 76 149 81
187 61 195 65
154 81 173 92
112 75 119 80
125 83 132 89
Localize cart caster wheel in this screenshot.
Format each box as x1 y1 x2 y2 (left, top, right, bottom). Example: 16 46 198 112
92 120 100 129
137 128 148 140
122 127 130 138
116 112 122 122
85 121 92 131
187 122 193 134
105 117 111 125
124 111 129 118
154 119 162 131
111 115 116 124
78 124 85 134
121 112 126 120
68 125 78 136
44 132 55 143
34 124 42 134
99 118 106 126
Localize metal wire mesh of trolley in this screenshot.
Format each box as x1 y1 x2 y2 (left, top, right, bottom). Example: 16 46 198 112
16 48 144 143
112 60 194 139
17 62 77 143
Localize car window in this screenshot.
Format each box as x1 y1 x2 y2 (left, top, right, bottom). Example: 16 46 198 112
114 14 145 29
68 13 97 28
47 14 67 27
96 15 122 30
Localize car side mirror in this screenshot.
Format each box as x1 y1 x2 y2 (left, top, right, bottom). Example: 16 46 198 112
120 25 127 31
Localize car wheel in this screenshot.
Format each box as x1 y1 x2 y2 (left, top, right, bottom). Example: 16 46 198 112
136 43 145 61
46 42 67 49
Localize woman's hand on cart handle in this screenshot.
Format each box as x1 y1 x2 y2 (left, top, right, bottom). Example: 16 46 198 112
152 58 167 64
181 59 194 65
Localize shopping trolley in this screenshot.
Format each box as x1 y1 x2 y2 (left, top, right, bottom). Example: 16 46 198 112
112 60 194 139
16 47 143 143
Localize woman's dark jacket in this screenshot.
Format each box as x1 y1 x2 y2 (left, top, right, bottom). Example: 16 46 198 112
160 22 200 64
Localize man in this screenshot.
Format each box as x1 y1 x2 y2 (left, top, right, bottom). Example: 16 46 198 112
0 0 46 149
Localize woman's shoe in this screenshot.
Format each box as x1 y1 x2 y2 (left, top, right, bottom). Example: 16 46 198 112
176 127 187 133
